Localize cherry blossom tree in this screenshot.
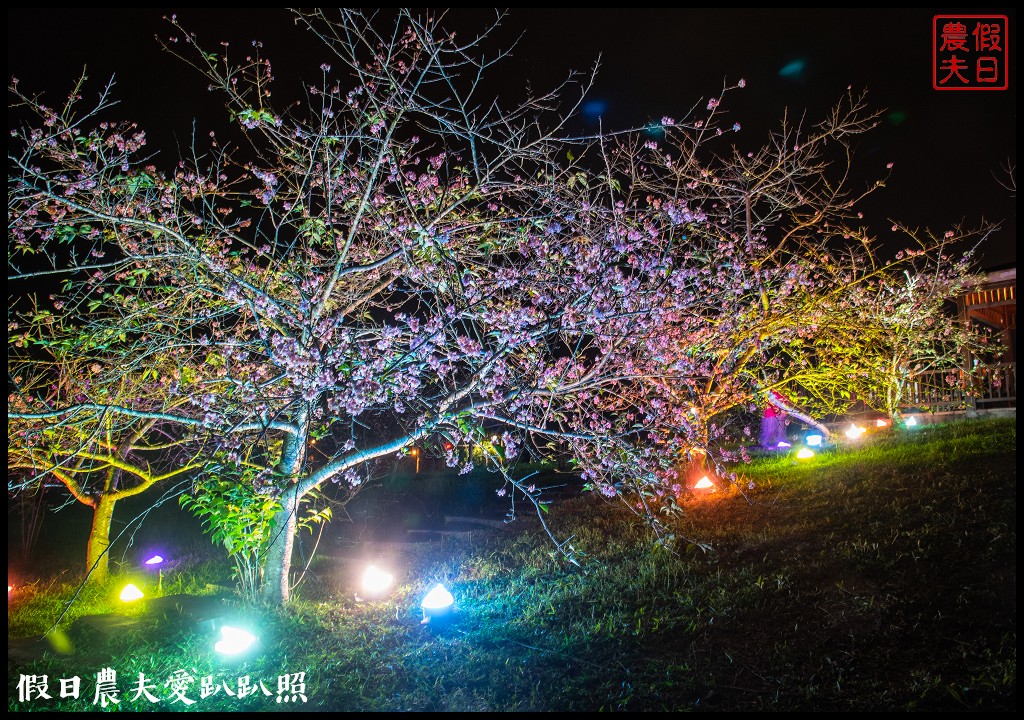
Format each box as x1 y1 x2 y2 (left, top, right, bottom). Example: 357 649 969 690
616 91 888 452
9 9 992 604
9 9 706 602
598 90 891 468
578 87 996 485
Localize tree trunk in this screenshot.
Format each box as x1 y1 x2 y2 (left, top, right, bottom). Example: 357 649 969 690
261 493 299 605
260 422 308 605
85 495 116 585
888 378 905 421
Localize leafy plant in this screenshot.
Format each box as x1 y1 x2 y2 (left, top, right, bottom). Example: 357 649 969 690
181 461 333 602
180 473 280 602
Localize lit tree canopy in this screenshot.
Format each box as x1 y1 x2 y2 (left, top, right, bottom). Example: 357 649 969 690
783 234 1000 420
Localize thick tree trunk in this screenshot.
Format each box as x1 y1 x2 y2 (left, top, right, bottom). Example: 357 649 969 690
85 495 116 585
260 421 308 605
261 492 300 605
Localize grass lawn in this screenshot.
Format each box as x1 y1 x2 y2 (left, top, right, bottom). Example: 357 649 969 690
7 416 1016 711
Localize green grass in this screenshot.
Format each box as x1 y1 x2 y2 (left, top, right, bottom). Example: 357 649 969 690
8 417 1015 711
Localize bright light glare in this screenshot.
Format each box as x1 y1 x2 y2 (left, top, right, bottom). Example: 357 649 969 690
693 476 714 490
361 565 394 597
214 626 257 656
806 434 823 447
905 416 918 427
776 441 791 448
119 584 144 602
796 447 815 459
876 419 889 428
144 555 164 565
421 583 454 610
845 424 867 440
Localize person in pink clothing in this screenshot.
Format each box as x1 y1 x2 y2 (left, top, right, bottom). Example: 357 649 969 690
759 390 789 448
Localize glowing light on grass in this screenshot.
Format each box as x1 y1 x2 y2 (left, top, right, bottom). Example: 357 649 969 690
876 419 889 428
119 583 144 602
905 416 918 427
144 555 166 595
693 476 714 490
420 583 454 623
776 441 791 448
214 625 257 656
806 434 823 447
796 447 815 459
845 424 867 440
421 583 454 609
360 565 394 599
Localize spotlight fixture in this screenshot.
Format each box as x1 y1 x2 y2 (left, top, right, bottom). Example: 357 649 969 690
420 583 454 624
845 424 867 440
693 475 714 490
214 625 257 656
357 564 394 601
119 584 144 602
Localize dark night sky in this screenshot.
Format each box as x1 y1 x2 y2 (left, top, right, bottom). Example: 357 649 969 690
8 8 1017 270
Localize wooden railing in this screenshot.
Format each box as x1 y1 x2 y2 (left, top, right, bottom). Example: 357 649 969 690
902 362 1016 411
974 361 1017 407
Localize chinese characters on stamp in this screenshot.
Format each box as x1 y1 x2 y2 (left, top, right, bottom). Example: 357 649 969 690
933 15 1008 90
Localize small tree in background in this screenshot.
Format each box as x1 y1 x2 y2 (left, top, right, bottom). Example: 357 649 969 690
8 345 204 584
785 232 1002 421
